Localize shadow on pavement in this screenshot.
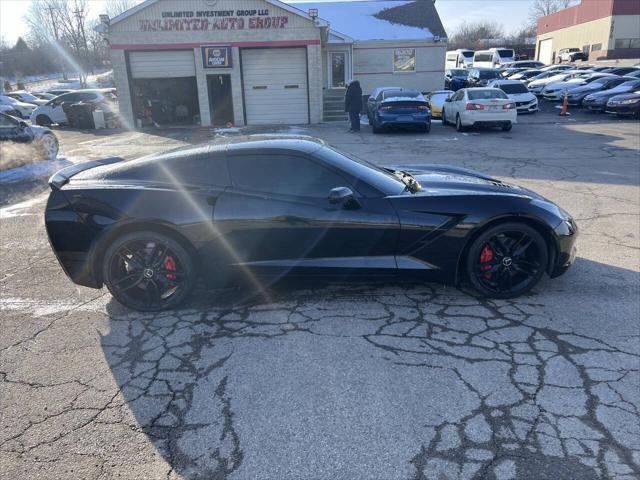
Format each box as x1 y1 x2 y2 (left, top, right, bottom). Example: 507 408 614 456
100 256 639 479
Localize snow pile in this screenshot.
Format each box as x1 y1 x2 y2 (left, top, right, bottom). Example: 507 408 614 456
289 1 431 40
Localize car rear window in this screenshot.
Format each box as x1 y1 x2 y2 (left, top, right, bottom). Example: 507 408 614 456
479 70 501 79
383 90 421 100
497 49 514 58
461 51 474 58
468 89 509 100
499 83 529 94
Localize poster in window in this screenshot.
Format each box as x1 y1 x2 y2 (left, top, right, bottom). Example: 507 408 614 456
394 48 416 73
202 46 232 68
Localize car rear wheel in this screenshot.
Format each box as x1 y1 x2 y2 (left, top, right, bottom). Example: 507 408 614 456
456 114 465 132
38 133 59 160
103 231 195 311
422 122 431 133
502 122 513 132
466 223 548 299
441 109 447 125
36 115 53 126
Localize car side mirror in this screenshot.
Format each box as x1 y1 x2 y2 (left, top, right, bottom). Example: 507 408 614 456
328 187 360 209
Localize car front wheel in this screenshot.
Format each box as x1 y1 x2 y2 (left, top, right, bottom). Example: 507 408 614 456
36 115 53 126
38 133 59 160
103 231 195 311
466 222 549 299
441 108 447 125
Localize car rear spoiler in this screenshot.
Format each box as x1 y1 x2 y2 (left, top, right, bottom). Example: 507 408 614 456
48 156 124 190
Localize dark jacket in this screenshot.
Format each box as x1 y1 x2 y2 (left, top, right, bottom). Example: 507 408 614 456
345 81 363 113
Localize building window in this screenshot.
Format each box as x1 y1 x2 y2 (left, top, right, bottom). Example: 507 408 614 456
394 48 416 73
615 38 640 49
591 43 602 52
582 45 590 54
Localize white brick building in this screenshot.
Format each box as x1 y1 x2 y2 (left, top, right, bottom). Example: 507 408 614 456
101 0 446 127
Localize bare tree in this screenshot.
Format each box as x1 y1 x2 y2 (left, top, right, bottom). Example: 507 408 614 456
529 0 573 26
104 0 138 19
450 21 505 50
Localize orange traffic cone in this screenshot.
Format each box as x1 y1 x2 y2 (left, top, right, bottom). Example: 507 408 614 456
559 95 569 116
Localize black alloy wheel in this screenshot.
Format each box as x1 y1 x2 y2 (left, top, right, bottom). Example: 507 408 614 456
103 231 195 311
466 223 548 299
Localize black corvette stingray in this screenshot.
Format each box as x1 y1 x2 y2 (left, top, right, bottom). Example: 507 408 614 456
45 136 577 311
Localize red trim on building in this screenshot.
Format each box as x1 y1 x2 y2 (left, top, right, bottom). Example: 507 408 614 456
537 0 640 36
353 45 445 50
111 39 321 50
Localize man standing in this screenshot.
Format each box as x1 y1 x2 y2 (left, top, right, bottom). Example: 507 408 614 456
344 80 362 132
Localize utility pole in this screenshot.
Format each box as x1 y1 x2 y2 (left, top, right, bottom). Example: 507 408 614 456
72 2 90 84
47 5 67 80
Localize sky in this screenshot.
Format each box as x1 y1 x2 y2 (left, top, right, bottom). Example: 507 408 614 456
0 0 550 45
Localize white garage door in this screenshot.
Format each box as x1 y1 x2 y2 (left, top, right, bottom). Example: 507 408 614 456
242 48 309 125
538 39 553 65
130 50 196 78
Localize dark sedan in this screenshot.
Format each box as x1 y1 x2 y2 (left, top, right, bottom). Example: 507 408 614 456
445 69 469 91
605 91 640 117
0 112 59 161
566 76 625 106
369 89 431 133
45 136 577 311
466 68 502 87
583 79 640 111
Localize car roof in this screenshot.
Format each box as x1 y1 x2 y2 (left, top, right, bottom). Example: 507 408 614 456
429 90 454 95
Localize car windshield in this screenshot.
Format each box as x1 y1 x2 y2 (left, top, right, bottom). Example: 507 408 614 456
479 70 501 79
497 49 514 58
0 96 18 104
499 83 529 94
461 51 474 58
17 92 38 102
431 93 451 102
468 89 508 100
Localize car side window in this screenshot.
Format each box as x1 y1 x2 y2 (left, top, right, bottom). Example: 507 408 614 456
77 93 98 102
0 114 17 127
228 154 349 198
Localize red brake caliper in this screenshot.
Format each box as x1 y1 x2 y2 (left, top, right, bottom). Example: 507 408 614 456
480 245 494 280
164 256 177 281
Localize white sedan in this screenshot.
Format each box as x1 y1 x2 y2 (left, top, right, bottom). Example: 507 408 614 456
30 89 115 126
5 91 48 106
0 95 38 119
442 88 517 132
527 70 583 95
487 80 538 113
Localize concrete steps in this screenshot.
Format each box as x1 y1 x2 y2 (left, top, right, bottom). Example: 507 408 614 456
323 89 347 122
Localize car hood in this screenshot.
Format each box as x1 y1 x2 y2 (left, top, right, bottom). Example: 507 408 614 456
545 81 583 91
389 164 542 199
13 101 37 108
507 92 536 101
588 87 633 99
568 84 600 95
608 92 640 101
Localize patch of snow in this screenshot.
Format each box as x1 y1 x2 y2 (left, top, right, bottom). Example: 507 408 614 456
282 127 310 135
289 1 432 40
213 127 241 134
0 157 74 185
0 195 46 219
359 115 370 125
384 95 426 102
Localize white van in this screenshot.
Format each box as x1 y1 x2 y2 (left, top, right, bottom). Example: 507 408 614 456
473 48 516 68
446 49 475 69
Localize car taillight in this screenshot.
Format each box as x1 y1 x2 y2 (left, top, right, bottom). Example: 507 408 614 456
466 103 485 110
503 103 516 109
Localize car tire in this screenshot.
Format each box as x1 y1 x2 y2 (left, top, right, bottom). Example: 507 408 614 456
466 222 549 299
441 109 447 125
423 122 431 133
103 231 196 311
36 115 53 127
38 133 59 161
502 122 513 132
456 114 465 132
372 119 382 134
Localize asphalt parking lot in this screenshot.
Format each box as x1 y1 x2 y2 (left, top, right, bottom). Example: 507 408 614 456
1 110 639 480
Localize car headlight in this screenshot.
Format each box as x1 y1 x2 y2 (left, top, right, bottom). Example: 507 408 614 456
619 98 640 105
584 95 594 101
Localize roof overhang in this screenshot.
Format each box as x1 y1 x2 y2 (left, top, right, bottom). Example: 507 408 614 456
107 0 329 29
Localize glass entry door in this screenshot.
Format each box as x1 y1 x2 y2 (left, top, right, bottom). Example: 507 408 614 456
330 52 346 88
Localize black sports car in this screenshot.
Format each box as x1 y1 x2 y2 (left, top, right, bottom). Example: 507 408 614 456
45 136 577 311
